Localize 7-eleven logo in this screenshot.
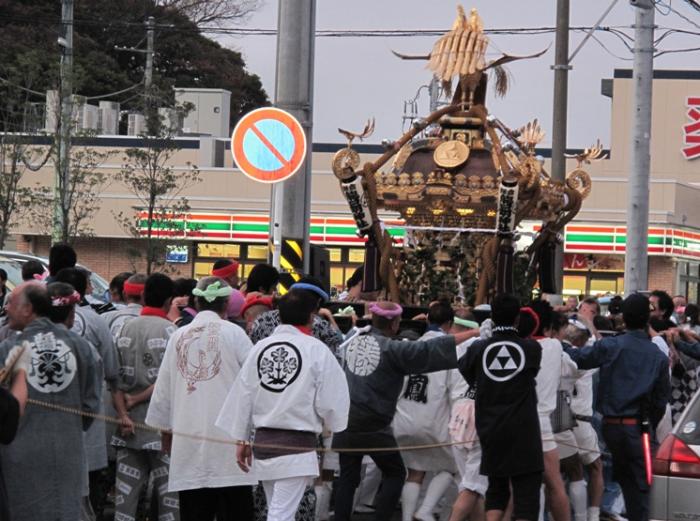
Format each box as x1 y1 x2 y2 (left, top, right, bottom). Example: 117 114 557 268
684 97 700 160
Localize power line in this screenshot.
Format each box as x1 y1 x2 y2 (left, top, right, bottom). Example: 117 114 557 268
0 76 46 97
655 0 700 30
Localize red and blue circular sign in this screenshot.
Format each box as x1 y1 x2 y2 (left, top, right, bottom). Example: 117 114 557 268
231 107 307 184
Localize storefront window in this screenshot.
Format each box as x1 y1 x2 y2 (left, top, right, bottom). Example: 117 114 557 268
194 261 214 280
348 249 365 263
247 245 269 260
589 277 618 296
328 248 342 262
196 243 240 258
563 275 586 296
331 267 346 291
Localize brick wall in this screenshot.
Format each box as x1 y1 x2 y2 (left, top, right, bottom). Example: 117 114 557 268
13 235 194 281
647 256 677 293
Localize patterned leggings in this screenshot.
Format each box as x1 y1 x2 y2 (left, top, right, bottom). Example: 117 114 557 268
114 448 180 521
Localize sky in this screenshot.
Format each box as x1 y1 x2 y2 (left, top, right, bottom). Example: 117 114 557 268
218 0 700 148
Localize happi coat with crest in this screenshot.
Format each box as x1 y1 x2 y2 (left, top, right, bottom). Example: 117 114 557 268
0 317 100 521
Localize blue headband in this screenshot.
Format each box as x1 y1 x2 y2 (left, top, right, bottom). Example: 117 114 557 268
291 282 329 303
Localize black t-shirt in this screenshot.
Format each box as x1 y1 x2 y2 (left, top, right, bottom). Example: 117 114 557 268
0 387 20 521
459 330 544 477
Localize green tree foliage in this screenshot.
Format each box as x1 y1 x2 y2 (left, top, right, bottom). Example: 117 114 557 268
114 108 201 274
0 0 268 131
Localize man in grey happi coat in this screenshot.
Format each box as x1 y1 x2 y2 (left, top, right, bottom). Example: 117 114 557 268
56 267 120 516
102 273 146 341
0 281 101 521
333 301 478 521
112 273 180 521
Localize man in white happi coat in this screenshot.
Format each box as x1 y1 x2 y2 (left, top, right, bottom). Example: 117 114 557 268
394 301 464 521
530 300 578 521
216 288 350 521
112 273 180 521
147 277 258 521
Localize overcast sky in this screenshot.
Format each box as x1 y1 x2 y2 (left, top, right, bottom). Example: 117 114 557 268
219 0 700 147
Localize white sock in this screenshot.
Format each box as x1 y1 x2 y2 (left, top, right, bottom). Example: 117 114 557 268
587 506 600 521
414 471 454 520
314 483 332 521
401 481 421 521
570 480 588 521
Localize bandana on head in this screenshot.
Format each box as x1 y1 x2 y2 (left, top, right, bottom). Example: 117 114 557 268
123 281 145 296
290 282 329 303
33 269 49 283
568 318 590 333
369 302 403 319
192 281 233 303
519 306 541 336
211 261 239 279
241 295 274 316
454 316 479 329
51 290 81 307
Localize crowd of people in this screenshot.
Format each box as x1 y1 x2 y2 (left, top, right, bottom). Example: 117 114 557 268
0 248 699 521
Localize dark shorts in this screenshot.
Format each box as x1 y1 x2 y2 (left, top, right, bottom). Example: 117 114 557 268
485 471 543 521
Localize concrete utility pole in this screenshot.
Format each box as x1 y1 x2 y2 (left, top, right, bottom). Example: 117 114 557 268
54 0 73 244
145 17 154 92
145 16 155 133
270 0 316 273
624 0 655 294
550 0 571 294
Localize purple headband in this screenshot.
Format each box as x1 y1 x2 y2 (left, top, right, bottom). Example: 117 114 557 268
369 302 403 319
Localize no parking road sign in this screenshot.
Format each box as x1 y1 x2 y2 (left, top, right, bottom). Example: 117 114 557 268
231 107 307 183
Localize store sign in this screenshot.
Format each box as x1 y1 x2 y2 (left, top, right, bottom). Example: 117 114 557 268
683 96 700 160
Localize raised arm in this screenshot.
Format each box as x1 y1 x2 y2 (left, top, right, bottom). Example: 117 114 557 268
562 337 611 370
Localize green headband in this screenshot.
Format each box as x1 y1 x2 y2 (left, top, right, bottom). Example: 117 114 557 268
192 281 233 303
454 316 479 329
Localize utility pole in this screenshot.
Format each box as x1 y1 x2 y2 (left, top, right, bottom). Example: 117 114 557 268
145 16 156 134
624 0 655 294
550 0 571 294
270 0 316 274
114 16 156 133
54 0 73 244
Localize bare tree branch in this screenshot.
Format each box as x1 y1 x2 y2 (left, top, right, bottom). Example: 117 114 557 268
156 0 261 27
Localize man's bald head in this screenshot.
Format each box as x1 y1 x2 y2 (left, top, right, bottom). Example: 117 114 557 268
5 281 50 331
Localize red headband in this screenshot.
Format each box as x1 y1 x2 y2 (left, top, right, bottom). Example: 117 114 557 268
123 281 145 296
212 261 239 279
519 307 540 338
241 295 273 317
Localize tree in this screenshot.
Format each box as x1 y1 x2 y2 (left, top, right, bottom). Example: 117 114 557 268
156 0 261 26
115 112 201 274
0 0 268 133
0 137 51 249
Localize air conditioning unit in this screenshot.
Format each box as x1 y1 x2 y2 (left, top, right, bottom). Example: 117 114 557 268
79 104 99 131
98 101 120 135
127 112 145 136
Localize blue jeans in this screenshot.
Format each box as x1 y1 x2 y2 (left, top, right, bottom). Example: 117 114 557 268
592 413 622 513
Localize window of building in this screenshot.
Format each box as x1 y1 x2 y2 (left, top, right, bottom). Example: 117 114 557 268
348 248 365 263
563 275 587 296
247 245 269 260
196 243 240 258
328 248 342 262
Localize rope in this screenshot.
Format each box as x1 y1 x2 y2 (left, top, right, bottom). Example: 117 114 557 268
26 397 608 457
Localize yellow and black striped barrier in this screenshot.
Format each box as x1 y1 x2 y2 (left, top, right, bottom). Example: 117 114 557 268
270 238 304 294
